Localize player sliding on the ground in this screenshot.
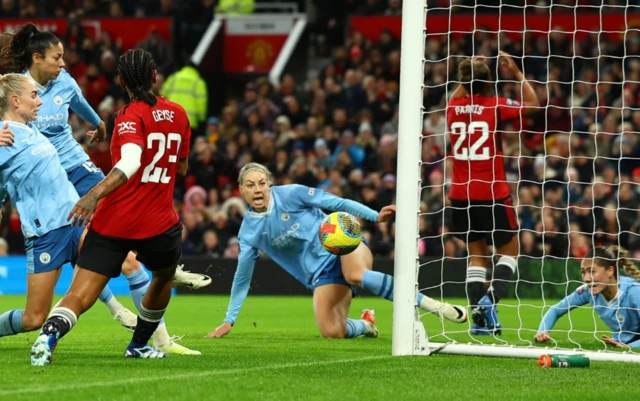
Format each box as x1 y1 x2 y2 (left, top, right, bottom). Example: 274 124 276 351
535 246 640 349
446 52 539 335
205 163 467 340
0 23 211 334
30 49 194 365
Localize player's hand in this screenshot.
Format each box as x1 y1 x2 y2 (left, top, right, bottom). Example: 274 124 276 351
534 332 551 343
602 335 631 349
499 51 520 73
87 121 107 144
67 193 99 227
205 322 232 338
377 205 396 223
0 123 15 147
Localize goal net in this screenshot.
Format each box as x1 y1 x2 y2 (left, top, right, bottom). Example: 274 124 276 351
393 0 640 363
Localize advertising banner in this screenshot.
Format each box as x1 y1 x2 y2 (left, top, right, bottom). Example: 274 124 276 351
350 13 639 42
0 18 173 51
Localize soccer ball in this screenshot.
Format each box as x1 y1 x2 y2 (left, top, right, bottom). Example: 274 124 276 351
318 212 362 255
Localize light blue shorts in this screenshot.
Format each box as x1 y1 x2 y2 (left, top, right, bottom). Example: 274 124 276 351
25 225 84 274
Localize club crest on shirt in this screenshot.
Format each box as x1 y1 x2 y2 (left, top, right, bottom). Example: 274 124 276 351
281 212 290 221
39 252 51 264
53 95 63 105
617 313 625 323
308 188 315 196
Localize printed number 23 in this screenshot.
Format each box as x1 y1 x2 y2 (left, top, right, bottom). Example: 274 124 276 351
451 121 490 161
141 133 182 184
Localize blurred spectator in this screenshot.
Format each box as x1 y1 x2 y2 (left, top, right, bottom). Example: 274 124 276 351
216 0 255 14
161 60 208 133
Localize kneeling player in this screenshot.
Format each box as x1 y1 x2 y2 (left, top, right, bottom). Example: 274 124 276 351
205 163 467 340
446 52 539 334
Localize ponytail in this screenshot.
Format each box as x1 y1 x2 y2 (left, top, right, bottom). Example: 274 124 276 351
586 245 640 282
608 245 640 282
0 23 60 73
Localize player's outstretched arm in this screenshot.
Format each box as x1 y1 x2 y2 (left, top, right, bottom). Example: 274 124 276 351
534 290 587 343
68 143 143 226
205 239 258 338
499 51 539 115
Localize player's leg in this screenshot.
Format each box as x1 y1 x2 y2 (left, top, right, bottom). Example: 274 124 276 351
0 268 61 336
341 242 467 323
129 223 200 356
312 259 377 339
475 198 519 335
125 264 176 358
69 168 140 329
31 227 128 366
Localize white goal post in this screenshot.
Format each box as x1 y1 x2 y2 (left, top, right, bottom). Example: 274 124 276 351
392 0 640 363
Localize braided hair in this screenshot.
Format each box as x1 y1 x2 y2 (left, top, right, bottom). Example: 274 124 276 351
0 23 60 73
117 49 157 106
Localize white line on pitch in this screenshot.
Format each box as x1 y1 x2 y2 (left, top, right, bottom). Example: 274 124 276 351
0 355 393 395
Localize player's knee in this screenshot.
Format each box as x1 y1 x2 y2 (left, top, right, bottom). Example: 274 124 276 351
22 310 48 331
343 268 365 286
319 325 347 339
121 252 141 275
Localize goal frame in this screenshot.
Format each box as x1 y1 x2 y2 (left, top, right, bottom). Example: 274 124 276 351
391 1 640 363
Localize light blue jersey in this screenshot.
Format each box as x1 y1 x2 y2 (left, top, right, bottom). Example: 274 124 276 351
223 185 379 324
0 121 79 238
25 69 101 172
538 276 640 347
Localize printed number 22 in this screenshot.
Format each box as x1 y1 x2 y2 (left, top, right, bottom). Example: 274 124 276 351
141 133 182 184
451 121 490 161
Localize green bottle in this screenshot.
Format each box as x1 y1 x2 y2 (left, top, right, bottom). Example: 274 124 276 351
539 354 590 368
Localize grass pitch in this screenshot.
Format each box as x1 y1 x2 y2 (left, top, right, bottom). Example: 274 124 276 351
1 295 640 401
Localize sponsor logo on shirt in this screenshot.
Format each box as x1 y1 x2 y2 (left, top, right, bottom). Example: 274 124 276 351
271 223 300 248
35 113 65 129
117 121 136 134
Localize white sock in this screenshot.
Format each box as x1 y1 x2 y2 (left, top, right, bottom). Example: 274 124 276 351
151 323 171 347
419 295 444 312
104 297 126 317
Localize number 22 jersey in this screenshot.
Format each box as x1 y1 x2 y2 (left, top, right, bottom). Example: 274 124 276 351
446 94 522 201
91 97 191 239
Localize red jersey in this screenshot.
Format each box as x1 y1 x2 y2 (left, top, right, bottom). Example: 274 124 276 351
446 94 522 201
91 97 191 239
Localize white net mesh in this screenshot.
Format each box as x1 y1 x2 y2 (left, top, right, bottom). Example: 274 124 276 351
417 0 640 357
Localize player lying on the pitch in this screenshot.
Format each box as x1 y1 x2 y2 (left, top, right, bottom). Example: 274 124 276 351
535 246 640 349
0 73 199 357
205 163 467 340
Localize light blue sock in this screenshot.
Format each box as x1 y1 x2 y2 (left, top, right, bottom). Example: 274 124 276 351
346 319 366 338
98 285 114 303
361 270 424 305
125 268 164 325
361 270 394 301
0 309 25 337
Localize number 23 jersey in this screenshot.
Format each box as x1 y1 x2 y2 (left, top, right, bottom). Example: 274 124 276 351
446 94 522 201
91 97 191 239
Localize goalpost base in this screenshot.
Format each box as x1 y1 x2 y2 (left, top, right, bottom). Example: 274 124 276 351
426 342 640 363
